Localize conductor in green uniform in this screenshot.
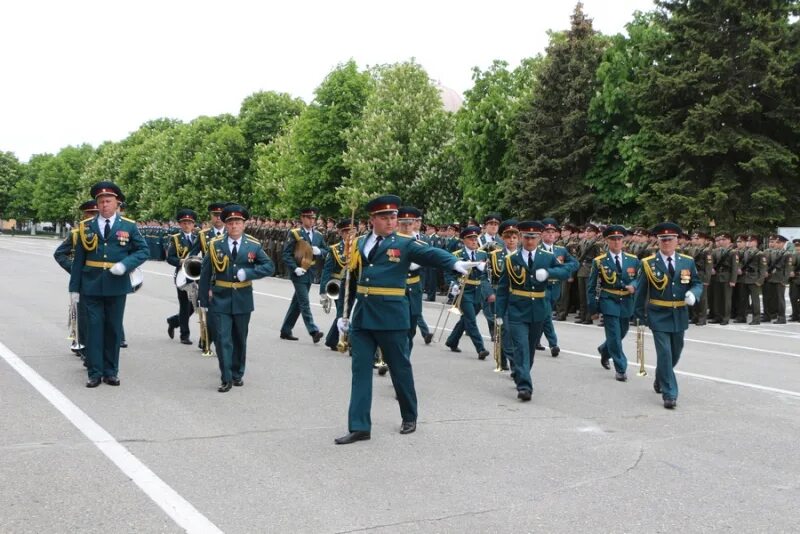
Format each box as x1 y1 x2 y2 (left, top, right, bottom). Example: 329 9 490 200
334 195 477 445
198 205 274 392
68 182 149 387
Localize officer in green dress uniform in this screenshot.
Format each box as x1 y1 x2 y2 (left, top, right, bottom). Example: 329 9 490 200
334 195 476 445
495 221 572 401
487 220 521 371
478 213 504 339
634 222 703 409
319 219 356 351
54 200 99 360
279 207 328 342
423 224 440 301
444 226 492 360
199 202 227 255
587 225 642 381
397 207 434 349
735 234 768 324
198 205 274 392
537 218 579 356
166 209 201 344
68 182 149 387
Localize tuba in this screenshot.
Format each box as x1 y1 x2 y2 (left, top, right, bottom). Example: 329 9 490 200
294 239 314 270
175 255 202 290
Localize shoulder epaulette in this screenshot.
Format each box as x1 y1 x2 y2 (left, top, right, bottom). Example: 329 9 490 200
452 251 460 258
678 253 693 260
80 216 94 224
245 233 260 244
540 248 553 255
169 232 181 238
624 252 637 258
121 216 136 223
70 228 79 235
594 253 607 261
414 239 428 246
209 235 224 244
508 250 519 257
396 232 413 238
643 254 656 261
291 228 302 240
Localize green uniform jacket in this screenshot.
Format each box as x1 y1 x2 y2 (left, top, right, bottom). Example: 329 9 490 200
54 229 79 273
766 249 794 284
587 252 641 318
282 227 329 282
350 233 456 331
166 232 201 273
445 248 491 301
495 249 571 323
634 253 703 332
577 237 603 277
712 246 739 284
739 248 768 285
198 235 274 314
69 216 149 296
320 239 347 296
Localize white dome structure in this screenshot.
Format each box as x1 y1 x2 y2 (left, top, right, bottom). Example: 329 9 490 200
436 83 463 113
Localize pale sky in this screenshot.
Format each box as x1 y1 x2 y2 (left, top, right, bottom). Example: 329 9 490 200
1 0 655 162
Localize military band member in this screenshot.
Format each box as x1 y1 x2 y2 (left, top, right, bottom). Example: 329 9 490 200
198 205 274 392
495 221 571 401
537 218 578 356
166 209 201 344
54 200 99 360
709 232 739 325
334 195 474 445
199 202 227 255
68 182 149 387
320 219 356 351
587 225 641 380
634 222 703 409
279 207 328 342
478 213 503 340
487 220 521 371
790 239 800 322
444 226 492 360
575 224 603 324
397 207 434 349
423 224 440 301
735 235 768 324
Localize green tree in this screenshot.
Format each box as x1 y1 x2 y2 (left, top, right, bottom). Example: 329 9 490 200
239 91 306 147
32 144 94 223
455 57 542 217
626 0 800 231
0 151 21 219
509 3 607 221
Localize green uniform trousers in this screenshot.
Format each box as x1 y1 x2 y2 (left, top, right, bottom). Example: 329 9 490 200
211 312 250 383
652 330 684 401
83 294 126 380
508 320 545 393
598 315 630 374
281 280 319 336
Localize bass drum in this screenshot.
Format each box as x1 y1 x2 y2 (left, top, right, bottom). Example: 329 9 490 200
129 267 144 293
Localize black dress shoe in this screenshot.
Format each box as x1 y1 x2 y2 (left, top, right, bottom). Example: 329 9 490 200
327 345 338 351
719 320 729 325
615 372 627 382
399 421 416 434
663 398 676 409
120 341 128 348
167 324 175 339
233 379 244 387
280 333 299 341
774 317 787 324
551 346 560 357
377 365 389 376
573 318 585 324
423 333 433 345
477 350 489 360
218 382 232 393
653 380 662 394
334 431 371 445
598 346 610 370
445 343 461 353
102 376 120 386
749 320 761 325
501 363 509 371
555 315 566 321
581 320 593 325
86 378 101 388
180 338 192 345
696 320 707 326
517 390 532 401
535 344 545 351
311 331 324 343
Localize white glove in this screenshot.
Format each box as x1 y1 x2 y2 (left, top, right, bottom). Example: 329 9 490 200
294 267 307 277
337 317 349 334
109 262 126 276
495 317 503 326
312 246 321 255
70 292 80 304
535 268 548 282
450 284 460 296
454 260 481 274
409 262 421 271
684 292 696 306
476 261 487 272
236 268 246 282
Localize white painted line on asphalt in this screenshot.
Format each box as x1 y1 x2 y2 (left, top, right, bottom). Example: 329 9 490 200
561 348 800 399
0 341 223 534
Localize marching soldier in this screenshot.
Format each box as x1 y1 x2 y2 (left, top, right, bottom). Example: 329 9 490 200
68 182 149 387
763 235 793 324
575 224 603 324
333 195 474 445
397 207 434 347
487 219 521 371
199 202 227 254
166 209 201 344
279 207 328 342
444 226 492 360
634 222 703 409
537 218 578 356
709 232 739 325
735 234 768 324
587 225 641 381
790 239 800 322
495 221 572 401
198 205 274 392
319 219 356 351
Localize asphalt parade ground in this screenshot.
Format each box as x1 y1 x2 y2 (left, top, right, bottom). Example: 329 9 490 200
1 235 799 533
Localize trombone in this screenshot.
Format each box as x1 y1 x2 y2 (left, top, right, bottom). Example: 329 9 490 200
636 319 647 377
433 274 468 343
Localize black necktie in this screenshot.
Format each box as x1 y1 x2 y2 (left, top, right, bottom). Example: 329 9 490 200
615 255 622 273
667 256 675 278
527 253 533 271
231 240 238 258
104 219 110 240
470 251 475 261
367 236 383 261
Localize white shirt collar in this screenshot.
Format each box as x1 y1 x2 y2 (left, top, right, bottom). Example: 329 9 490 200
100 213 116 228
658 251 675 264
227 236 241 251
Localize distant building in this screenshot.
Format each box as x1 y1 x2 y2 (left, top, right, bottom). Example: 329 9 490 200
436 84 463 113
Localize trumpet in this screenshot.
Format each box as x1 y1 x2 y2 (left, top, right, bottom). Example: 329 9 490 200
636 319 647 377
337 208 357 353
493 315 503 372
